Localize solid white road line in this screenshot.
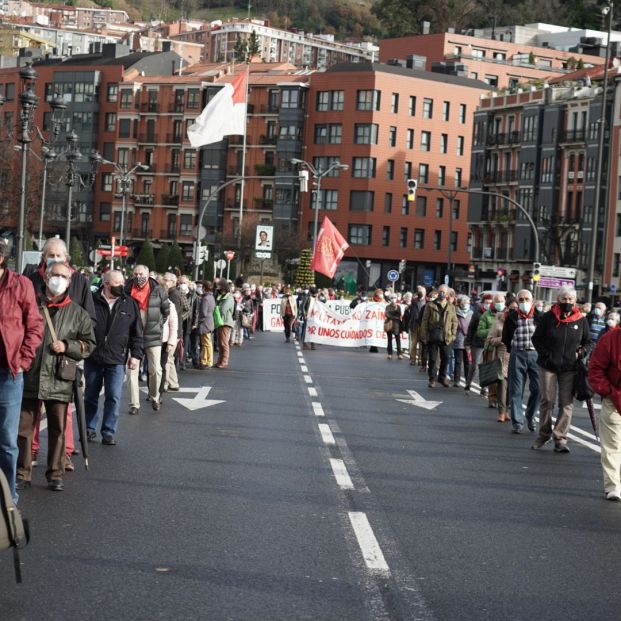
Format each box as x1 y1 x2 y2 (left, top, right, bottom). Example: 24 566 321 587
330 458 354 490
308 387 318 397
318 423 336 445
300 365 308 373
304 374 313 384
312 402 325 417
348 512 390 573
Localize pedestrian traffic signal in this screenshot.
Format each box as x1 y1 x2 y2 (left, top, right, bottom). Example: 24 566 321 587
299 169 309 193
407 179 417 202
532 262 541 282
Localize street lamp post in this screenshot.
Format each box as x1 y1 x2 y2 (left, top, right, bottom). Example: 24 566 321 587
63 131 82 247
37 148 57 249
16 62 38 273
586 0 614 303
291 158 349 253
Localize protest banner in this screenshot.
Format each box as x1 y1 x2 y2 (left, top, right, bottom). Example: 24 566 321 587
262 299 284 331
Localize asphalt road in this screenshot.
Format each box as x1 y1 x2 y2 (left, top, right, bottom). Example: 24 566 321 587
1 332 620 620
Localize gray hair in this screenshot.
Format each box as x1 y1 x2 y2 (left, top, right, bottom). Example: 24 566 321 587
457 294 470 305
608 311 620 323
557 285 577 301
0 238 10 262
163 271 177 286
42 237 68 259
45 262 71 278
134 264 150 275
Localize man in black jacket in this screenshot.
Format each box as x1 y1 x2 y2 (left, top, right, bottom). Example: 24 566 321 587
85 271 143 444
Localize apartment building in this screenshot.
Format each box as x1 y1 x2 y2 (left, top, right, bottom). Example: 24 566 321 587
379 32 602 91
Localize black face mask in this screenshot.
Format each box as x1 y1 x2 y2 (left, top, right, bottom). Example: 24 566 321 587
559 302 573 314
109 285 124 298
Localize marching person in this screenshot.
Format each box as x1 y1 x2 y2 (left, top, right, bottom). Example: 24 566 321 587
214 279 235 369
17 262 95 492
588 302 608 344
453 294 473 387
161 272 182 391
485 306 510 422
420 284 457 388
160 294 179 397
125 265 169 414
502 289 543 434
85 271 143 445
531 286 590 453
588 317 621 500
280 286 298 344
0 239 43 502
198 281 215 369
384 294 403 360
464 292 494 393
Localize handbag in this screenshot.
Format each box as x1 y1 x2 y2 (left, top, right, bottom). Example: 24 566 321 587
42 306 78 382
478 357 503 388
241 312 252 328
383 319 394 333
213 305 224 329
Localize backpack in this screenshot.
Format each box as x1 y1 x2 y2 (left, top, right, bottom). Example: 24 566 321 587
0 468 29 583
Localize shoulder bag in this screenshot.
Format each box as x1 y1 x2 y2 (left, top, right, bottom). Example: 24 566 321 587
42 306 78 382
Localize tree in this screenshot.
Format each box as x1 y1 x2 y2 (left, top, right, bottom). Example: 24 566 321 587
70 237 85 267
156 243 170 273
248 29 261 60
135 239 156 271
295 249 315 288
168 242 184 272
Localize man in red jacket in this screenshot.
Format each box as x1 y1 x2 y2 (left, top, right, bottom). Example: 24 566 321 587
588 327 621 501
0 239 43 502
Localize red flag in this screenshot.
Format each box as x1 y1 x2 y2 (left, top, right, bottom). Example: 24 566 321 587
311 216 349 278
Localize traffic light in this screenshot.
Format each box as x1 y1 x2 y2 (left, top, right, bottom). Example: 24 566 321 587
407 178 417 202
195 245 209 265
532 262 541 283
299 169 309 193
399 259 406 273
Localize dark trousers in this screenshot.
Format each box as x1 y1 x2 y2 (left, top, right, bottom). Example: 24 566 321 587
18 398 68 482
386 332 402 356
453 348 470 384
283 315 294 341
428 342 450 381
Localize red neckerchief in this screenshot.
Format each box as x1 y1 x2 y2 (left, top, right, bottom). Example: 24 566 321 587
517 305 535 320
46 295 72 308
551 304 583 325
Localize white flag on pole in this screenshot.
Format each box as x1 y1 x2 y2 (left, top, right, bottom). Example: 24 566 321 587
187 73 248 148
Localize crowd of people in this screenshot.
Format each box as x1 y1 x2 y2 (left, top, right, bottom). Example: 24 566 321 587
2 236 621 504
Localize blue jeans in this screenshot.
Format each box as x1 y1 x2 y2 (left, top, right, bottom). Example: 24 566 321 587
84 361 125 439
0 369 24 503
508 349 541 430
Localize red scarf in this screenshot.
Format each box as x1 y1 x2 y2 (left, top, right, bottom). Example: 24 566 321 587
551 303 583 325
46 295 72 308
131 282 150 312
517 305 535 320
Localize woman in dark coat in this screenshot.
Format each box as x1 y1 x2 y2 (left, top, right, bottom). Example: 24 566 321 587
385 295 403 360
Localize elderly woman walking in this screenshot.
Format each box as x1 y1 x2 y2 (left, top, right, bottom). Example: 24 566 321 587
485 307 511 422
531 286 590 452
384 294 403 360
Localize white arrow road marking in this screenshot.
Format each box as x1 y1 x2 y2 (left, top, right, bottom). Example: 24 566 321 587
396 389 443 411
172 386 225 411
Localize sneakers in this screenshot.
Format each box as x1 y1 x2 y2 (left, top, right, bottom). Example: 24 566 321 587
531 437 551 450
554 442 570 454
606 491 621 501
129 406 140 416
16 478 31 490
87 431 97 442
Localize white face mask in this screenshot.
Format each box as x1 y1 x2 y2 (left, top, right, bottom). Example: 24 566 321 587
519 301 532 314
607 320 617 327
594 308 603 317
179 284 189 294
48 275 68 296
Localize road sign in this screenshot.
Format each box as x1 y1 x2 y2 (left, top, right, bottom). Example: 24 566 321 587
611 284 617 293
387 269 399 282
215 259 227 269
537 276 575 289
538 265 576 279
97 246 128 257
256 251 271 259
225 250 235 261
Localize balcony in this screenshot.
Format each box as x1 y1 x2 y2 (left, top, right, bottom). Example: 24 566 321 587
227 166 250 176
260 104 279 114
225 200 247 211
138 134 157 143
471 246 482 259
259 134 277 145
140 102 159 113
133 194 155 206
160 229 176 239
253 198 273 210
165 134 184 144
254 163 275 176
483 170 518 184
165 164 180 174
161 194 179 206
560 129 585 143
168 103 185 113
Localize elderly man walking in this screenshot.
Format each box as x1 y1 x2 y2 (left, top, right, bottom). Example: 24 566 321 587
502 289 543 434
0 239 43 502
85 271 143 444
125 265 169 414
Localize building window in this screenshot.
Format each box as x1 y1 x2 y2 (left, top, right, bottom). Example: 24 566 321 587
281 89 301 109
400 227 407 248
416 196 427 217
101 173 113 192
182 182 194 201
322 190 339 210
100 202 110 221
356 89 381 111
440 133 448 154
105 113 116 132
314 124 342 144
434 230 442 250
141 212 150 235
348 224 371 245
382 226 390 247
384 192 392 214
183 151 196 169
455 168 463 187
485 75 499 88
316 90 343 111
120 89 133 109
438 166 446 186
386 159 395 181
409 96 416 116
118 119 131 138
354 123 378 144
414 228 424 249
450 231 458 252
423 98 433 119
352 157 376 178
350 191 374 212
180 214 193 236
401 195 409 216
391 92 399 113
107 83 118 102
459 104 467 124
442 101 450 121
312 156 343 177
436 197 444 217
117 148 129 167
406 129 414 149
453 199 461 220
387 126 397 147
404 161 412 180
457 135 465 156
418 163 429 184
167 214 177 238
187 89 200 108
420 131 431 151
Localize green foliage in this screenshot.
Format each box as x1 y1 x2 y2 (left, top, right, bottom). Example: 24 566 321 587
168 242 184 272
156 243 171 273
294 248 315 288
135 239 156 271
70 237 85 267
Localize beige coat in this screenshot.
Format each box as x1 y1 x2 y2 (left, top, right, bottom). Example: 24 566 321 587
486 314 510 378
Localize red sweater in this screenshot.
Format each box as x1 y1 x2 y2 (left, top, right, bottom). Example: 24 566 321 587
588 329 621 414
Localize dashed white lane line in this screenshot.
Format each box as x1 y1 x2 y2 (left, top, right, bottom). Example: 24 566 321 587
304 374 313 384
308 386 318 397
330 458 354 490
312 402 325 417
318 423 336 445
348 512 390 573
300 365 308 373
